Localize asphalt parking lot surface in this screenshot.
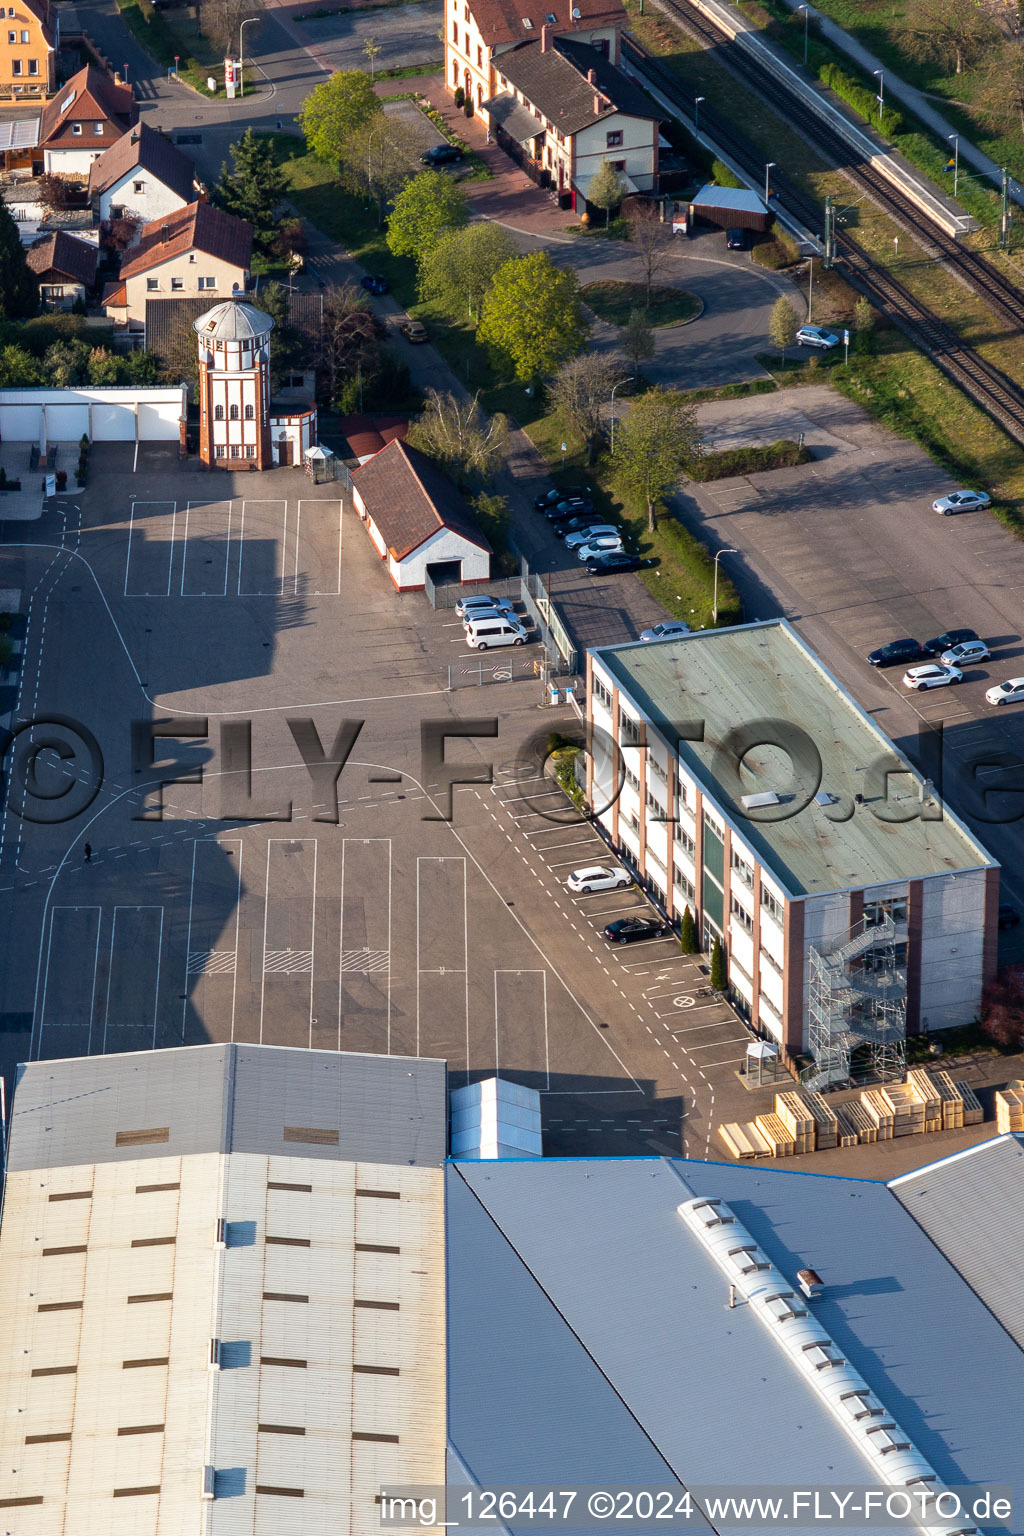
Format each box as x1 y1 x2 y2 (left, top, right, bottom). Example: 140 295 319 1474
0 445 757 1157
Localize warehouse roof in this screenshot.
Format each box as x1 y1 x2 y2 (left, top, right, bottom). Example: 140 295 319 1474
448 1157 1024 1531
7 1042 448 1170
891 1133 1024 1350
592 620 994 895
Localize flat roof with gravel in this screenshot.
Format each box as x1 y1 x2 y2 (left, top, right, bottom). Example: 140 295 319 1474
592 619 994 897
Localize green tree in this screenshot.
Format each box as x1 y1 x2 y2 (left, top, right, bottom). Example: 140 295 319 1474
417 221 516 320
0 202 36 318
386 170 469 265
611 386 703 532
120 349 160 386
319 281 383 405
217 127 288 257
43 338 90 387
363 34 381 79
341 116 420 225
768 295 798 364
620 307 655 376
679 906 697 955
299 69 381 163
86 347 119 385
478 251 587 384
406 388 509 484
0 344 43 386
587 157 627 227
259 281 310 388
898 0 996 75
548 352 621 465
710 935 727 992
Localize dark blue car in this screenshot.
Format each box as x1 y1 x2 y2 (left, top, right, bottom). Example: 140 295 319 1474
361 274 389 295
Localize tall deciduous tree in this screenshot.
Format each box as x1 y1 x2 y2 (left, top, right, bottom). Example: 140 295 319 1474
406 388 509 484
587 157 628 227
549 352 621 464
386 169 469 265
976 45 1024 137
898 0 996 75
0 202 36 319
319 282 383 404
417 221 516 319
340 116 419 225
768 295 798 363
611 386 702 532
199 0 260 55
620 307 655 376
478 251 587 383
217 128 287 256
299 70 381 164
624 199 673 305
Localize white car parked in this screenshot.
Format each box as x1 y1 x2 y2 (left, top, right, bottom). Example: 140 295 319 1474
933 490 991 516
563 524 621 550
796 325 839 350
566 864 631 893
987 678 1024 706
576 537 624 561
902 663 963 691
940 640 990 666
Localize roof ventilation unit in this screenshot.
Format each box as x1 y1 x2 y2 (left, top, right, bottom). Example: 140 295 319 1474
202 1466 216 1501
677 1196 979 1536
741 791 779 810
797 1267 823 1298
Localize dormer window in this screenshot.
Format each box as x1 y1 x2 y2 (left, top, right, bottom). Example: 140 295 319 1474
93 122 103 135
71 121 82 135
521 15 532 26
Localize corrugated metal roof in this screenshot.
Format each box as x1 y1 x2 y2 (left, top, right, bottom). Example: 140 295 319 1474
890 1133 1024 1350
690 184 768 215
8 1043 448 1170
449 1158 1024 1530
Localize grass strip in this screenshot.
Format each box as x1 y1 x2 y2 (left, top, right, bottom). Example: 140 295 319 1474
580 280 700 327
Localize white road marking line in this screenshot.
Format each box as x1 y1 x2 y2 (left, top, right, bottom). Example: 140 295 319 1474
102 904 164 1053
340 836 392 1054
37 905 101 1058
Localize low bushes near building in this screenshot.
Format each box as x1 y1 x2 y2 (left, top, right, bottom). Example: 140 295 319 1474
688 438 812 481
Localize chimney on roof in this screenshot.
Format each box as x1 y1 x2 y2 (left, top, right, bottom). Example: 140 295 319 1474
587 66 596 82
130 128 139 143
113 71 122 85
541 21 549 49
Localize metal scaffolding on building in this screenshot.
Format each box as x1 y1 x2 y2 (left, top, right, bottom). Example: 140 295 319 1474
806 915 907 1091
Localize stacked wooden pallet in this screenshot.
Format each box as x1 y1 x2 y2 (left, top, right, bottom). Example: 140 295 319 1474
755 1113 797 1157
954 1080 984 1125
908 1069 943 1132
775 1093 816 1154
800 1089 838 1150
718 1121 771 1160
885 1083 927 1138
995 1080 1024 1134
862 1088 895 1140
833 1107 859 1148
931 1072 965 1131
842 1099 878 1144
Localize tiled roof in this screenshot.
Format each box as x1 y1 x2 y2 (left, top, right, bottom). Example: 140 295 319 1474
468 0 624 49
495 37 660 135
119 201 252 281
101 280 126 307
338 413 409 462
25 229 97 286
352 439 490 561
38 63 136 147
88 121 197 204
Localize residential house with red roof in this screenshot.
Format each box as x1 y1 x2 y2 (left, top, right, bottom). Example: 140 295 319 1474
26 228 97 308
37 63 136 177
103 200 252 330
89 122 200 235
446 0 624 111
351 438 491 590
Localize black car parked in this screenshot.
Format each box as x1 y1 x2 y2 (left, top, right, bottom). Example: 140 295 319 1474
586 552 645 575
533 485 590 511
545 498 594 522
867 639 929 667
421 143 463 165
604 917 672 944
923 628 979 655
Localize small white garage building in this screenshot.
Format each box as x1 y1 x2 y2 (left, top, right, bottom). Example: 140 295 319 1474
0 387 186 444
351 438 490 592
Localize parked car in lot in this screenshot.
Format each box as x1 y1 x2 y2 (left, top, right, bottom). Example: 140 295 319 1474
545 497 594 522
361 274 389 295
586 551 645 575
986 677 1024 706
933 489 991 515
563 524 620 549
534 485 590 511
939 639 990 666
867 638 929 667
999 903 1021 929
400 319 428 343
464 616 529 649
924 628 978 655
796 324 839 350
576 537 624 561
603 916 672 944
641 621 692 643
902 663 963 691
455 594 516 619
421 143 463 165
566 864 631 893
726 228 748 250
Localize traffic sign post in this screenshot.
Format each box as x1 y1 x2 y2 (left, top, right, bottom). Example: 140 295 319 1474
843 328 850 364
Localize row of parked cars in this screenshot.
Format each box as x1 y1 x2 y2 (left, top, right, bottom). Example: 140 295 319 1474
533 487 646 575
867 628 1024 704
453 593 533 650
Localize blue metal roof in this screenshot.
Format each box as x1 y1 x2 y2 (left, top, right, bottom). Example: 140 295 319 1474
447 1158 1024 1533
690 185 769 215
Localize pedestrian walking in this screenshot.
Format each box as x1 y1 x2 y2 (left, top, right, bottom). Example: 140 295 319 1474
83 842 92 864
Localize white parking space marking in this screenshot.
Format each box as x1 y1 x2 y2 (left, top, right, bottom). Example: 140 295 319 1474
124 501 177 596
495 969 549 1087
260 837 317 1045
340 837 392 1053
183 838 242 1041
238 499 288 596
295 499 342 596
37 905 101 1057
416 856 468 1064
684 1035 750 1050
102 905 164 1052
181 500 232 596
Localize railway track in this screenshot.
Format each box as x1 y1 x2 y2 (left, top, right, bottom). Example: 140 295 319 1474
622 32 1024 447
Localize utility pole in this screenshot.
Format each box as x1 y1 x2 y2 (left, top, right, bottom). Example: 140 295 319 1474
948 133 959 198
823 195 833 268
807 256 813 323
1001 167 1011 251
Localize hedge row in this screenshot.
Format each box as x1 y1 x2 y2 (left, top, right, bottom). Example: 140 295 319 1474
688 438 812 481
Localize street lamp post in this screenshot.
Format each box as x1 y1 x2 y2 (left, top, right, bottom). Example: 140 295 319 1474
609 377 632 452
238 15 257 98
796 3 809 65
694 95 705 136
948 133 959 197
873 69 884 123
712 548 737 624
764 162 775 204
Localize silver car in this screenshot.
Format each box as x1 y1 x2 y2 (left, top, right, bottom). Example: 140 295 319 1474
454 594 516 619
940 640 990 666
576 537 624 561
640 621 692 643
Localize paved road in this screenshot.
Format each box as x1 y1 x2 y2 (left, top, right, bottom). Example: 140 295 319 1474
298 0 442 75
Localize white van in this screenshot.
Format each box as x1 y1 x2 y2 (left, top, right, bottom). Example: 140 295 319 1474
464 616 529 650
